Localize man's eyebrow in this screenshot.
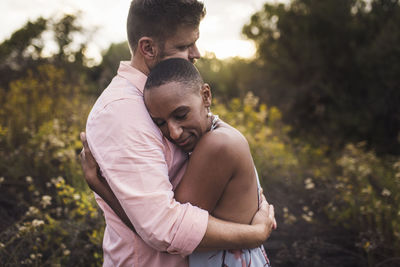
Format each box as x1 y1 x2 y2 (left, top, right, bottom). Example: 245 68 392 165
178 32 199 47
177 41 194 47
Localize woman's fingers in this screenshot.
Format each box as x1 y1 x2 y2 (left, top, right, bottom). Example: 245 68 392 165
79 132 97 168
80 132 89 150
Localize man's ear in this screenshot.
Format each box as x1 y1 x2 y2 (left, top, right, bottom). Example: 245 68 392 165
201 83 212 107
137 37 158 59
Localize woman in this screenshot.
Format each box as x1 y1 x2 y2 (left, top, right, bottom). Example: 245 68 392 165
83 58 275 266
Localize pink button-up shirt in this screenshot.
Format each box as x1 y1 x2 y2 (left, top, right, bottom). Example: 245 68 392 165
86 61 209 266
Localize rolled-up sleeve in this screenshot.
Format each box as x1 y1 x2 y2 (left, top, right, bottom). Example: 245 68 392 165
87 97 208 256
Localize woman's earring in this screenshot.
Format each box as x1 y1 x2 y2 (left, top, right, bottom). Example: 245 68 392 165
207 107 212 118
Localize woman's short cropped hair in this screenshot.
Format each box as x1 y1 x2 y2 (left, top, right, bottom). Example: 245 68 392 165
144 58 203 93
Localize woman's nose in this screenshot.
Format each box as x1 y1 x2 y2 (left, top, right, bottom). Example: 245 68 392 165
168 122 183 141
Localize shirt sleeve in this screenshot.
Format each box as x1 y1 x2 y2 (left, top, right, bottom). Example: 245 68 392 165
86 97 209 256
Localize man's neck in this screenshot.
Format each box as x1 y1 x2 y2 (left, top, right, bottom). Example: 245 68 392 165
130 56 150 76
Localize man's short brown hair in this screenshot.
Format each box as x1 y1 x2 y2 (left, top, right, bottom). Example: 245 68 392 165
127 0 206 52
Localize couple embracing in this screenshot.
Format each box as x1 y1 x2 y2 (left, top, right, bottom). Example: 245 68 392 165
80 1 276 266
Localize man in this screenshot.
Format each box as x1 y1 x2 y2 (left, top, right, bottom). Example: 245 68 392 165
82 1 275 266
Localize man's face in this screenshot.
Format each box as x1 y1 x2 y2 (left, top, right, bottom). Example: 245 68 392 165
157 25 201 64
144 81 211 152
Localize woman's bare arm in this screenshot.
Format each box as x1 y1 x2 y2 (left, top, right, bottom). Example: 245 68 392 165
174 130 243 213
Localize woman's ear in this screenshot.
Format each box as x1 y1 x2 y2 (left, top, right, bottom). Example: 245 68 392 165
201 83 212 107
137 37 158 59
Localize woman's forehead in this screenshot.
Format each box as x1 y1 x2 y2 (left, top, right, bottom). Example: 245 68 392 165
145 81 199 99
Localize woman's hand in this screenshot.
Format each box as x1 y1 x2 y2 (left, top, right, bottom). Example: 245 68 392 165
197 192 276 251
251 190 277 243
79 132 103 189
79 132 136 232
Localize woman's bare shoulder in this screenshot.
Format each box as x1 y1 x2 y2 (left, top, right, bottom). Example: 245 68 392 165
193 120 249 159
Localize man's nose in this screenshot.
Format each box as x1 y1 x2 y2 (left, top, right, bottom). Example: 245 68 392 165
189 44 201 62
168 122 183 141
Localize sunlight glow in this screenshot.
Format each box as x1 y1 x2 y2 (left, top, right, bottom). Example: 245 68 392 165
197 39 256 59
0 0 279 61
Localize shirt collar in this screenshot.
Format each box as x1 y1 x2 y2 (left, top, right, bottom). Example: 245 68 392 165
117 61 148 94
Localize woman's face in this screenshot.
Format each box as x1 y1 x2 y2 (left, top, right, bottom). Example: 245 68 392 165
144 81 211 152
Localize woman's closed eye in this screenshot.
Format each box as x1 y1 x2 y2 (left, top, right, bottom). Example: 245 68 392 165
174 113 187 120
153 119 166 127
173 107 190 121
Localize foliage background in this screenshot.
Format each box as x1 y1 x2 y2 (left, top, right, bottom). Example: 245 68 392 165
1 0 399 266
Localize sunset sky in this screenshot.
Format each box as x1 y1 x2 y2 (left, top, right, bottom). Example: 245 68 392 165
0 0 287 61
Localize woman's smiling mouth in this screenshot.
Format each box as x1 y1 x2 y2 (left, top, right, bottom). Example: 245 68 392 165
176 135 193 147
